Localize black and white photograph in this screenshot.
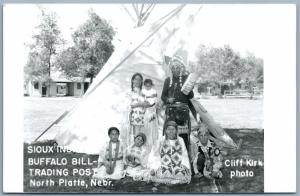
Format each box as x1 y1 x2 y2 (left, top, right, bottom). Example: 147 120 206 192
3 3 296 193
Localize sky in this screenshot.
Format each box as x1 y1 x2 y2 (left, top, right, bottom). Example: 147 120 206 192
4 4 295 66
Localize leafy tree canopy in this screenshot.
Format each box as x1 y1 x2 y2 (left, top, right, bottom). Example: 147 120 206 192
56 9 116 83
24 7 64 83
193 45 263 88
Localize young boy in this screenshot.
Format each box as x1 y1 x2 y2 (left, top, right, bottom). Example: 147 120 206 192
190 124 214 178
190 124 224 179
93 127 126 180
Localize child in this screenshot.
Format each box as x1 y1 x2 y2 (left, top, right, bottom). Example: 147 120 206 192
124 133 150 181
190 124 224 179
190 123 214 178
142 79 158 110
141 79 159 148
211 148 223 178
190 126 200 145
93 127 126 180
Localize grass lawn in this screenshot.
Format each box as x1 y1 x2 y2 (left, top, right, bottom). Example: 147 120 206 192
24 129 263 193
24 97 263 193
24 97 263 142
24 97 81 142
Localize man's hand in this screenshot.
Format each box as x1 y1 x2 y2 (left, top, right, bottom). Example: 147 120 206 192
167 97 175 104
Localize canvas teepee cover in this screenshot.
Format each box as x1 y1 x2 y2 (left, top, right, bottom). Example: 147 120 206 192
40 5 237 154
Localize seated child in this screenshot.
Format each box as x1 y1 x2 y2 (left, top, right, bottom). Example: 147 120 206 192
190 126 200 144
93 127 126 180
124 133 150 181
211 148 223 178
190 124 224 179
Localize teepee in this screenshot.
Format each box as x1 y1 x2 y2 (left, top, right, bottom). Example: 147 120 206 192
38 4 237 154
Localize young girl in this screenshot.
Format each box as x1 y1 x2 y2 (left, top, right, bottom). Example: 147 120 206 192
122 73 147 148
93 127 126 180
141 79 159 149
124 133 150 181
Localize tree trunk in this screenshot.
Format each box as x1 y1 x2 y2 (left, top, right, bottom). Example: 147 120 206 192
48 52 52 78
47 53 51 97
48 62 51 78
47 64 51 97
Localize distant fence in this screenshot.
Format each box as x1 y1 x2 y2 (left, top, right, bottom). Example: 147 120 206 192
224 89 263 99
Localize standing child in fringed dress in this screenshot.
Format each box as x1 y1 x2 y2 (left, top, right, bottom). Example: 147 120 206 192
93 127 126 180
142 79 159 149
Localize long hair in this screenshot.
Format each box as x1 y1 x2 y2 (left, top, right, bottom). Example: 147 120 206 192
131 73 143 91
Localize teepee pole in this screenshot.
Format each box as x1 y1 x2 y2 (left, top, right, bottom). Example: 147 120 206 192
84 5 186 98
34 5 188 142
34 111 69 142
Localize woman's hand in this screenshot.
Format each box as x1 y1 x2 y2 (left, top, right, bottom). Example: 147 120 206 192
183 165 191 175
125 155 134 163
143 100 152 107
131 102 145 108
133 157 141 166
131 101 150 108
131 103 141 108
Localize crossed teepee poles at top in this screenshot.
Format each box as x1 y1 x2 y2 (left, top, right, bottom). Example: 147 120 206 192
122 4 156 27
35 5 239 150
34 4 192 142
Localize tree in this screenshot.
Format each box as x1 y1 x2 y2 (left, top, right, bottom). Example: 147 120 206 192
24 50 51 83
55 47 79 78
194 45 240 85
194 45 263 93
24 7 64 82
242 53 264 84
57 10 115 83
